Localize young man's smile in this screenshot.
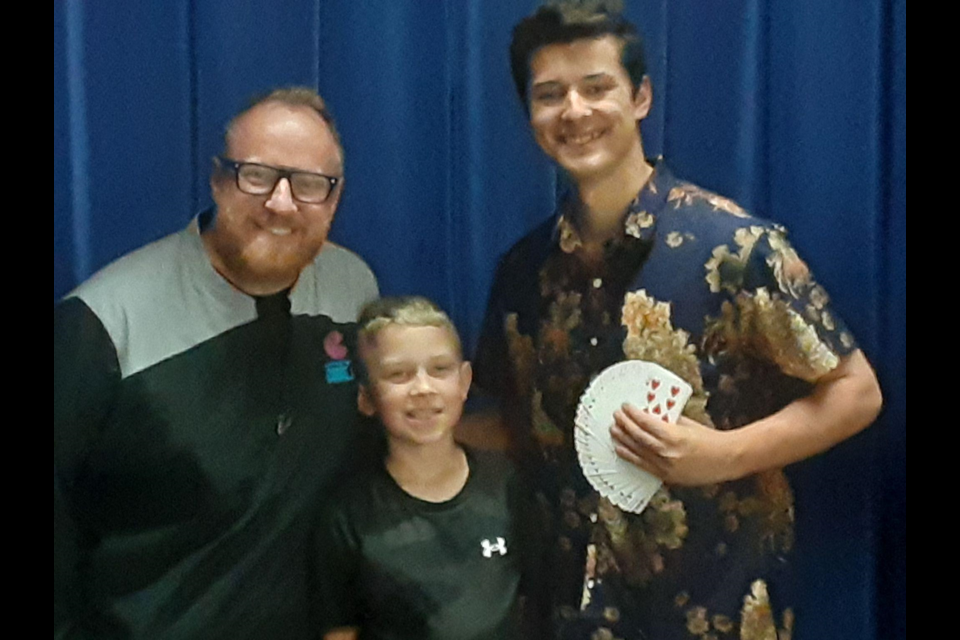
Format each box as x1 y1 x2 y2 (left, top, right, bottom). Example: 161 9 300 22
528 35 651 181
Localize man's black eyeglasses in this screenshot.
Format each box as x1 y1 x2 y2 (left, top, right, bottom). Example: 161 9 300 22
216 157 341 204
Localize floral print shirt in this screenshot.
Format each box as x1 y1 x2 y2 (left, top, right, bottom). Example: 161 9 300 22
475 161 856 640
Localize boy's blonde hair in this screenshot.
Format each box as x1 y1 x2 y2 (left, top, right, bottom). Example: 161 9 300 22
356 297 462 381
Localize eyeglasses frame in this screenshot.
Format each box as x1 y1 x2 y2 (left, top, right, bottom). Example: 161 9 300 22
215 156 342 204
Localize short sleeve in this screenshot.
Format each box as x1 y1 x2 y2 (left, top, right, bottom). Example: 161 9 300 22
54 297 122 638
507 466 551 639
473 257 512 400
474 217 557 401
712 224 857 383
54 297 122 481
310 503 362 633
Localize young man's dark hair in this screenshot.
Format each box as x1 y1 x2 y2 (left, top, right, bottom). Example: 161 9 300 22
509 1 646 112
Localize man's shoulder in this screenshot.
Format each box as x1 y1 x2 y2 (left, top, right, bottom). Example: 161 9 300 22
67 226 192 308
657 173 771 230
296 241 379 323
313 241 377 291
59 222 254 379
315 240 374 271
493 215 558 280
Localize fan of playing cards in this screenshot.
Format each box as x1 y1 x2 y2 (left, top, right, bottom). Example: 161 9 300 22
574 360 693 514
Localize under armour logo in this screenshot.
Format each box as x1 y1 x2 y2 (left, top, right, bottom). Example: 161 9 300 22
481 537 507 558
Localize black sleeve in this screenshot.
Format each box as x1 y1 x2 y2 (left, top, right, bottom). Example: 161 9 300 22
474 218 555 401
310 502 363 635
507 464 551 640
54 297 121 639
473 255 513 401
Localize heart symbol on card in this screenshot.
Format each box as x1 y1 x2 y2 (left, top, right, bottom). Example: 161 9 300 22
574 359 695 516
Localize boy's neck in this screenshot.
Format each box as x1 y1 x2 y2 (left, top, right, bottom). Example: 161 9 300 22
385 437 469 503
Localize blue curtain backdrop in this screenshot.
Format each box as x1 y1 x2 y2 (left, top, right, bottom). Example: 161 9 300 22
54 1 906 638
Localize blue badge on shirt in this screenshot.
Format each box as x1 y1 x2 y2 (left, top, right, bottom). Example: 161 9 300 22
325 360 354 384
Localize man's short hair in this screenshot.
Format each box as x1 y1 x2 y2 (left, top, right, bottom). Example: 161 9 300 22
356 296 462 383
222 86 344 161
509 2 646 112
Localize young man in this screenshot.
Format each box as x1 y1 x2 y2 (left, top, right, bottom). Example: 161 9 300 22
315 297 538 640
474 4 882 639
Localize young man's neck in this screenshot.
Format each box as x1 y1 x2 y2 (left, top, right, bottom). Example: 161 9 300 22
385 437 469 503
573 145 653 249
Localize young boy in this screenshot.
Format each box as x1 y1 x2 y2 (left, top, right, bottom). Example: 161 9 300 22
313 296 538 640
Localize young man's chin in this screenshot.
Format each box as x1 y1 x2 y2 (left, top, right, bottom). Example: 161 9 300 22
553 152 614 180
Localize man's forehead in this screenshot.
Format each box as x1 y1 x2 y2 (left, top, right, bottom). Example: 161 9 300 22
225 102 343 166
229 101 324 133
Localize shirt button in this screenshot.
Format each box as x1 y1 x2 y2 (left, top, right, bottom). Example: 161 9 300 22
590 337 598 346
592 278 603 288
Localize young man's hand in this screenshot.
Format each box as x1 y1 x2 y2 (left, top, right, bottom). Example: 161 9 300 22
611 407 741 486
611 350 882 486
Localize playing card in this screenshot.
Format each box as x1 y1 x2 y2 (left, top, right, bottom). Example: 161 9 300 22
636 368 692 423
574 360 693 514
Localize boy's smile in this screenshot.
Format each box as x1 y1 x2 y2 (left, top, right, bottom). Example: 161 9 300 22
359 325 472 448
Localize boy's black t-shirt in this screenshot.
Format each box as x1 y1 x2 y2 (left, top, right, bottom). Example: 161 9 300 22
312 448 537 640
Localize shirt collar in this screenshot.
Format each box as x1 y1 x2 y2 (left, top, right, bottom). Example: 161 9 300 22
554 157 674 254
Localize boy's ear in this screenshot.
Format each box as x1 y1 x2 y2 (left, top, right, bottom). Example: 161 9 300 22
459 361 473 400
357 384 377 417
